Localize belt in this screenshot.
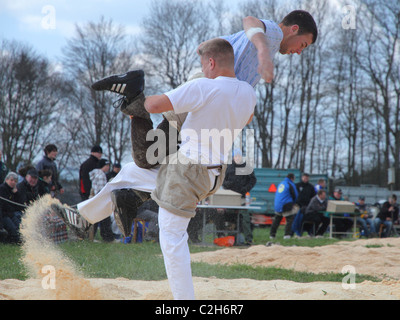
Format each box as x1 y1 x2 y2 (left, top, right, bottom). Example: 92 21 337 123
206 165 223 170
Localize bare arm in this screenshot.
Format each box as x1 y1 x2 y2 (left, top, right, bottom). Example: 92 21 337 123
242 16 274 83
144 94 174 114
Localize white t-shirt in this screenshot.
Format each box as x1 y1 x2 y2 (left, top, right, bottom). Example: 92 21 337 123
221 19 283 87
165 76 256 165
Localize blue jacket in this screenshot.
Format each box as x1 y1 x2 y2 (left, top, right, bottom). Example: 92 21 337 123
274 177 298 213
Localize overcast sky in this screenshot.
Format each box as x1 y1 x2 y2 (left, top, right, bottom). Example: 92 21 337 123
0 0 245 63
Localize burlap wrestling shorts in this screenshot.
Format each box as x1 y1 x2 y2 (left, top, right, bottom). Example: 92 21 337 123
151 152 227 218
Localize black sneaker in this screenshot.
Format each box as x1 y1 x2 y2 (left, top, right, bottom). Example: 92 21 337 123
111 188 148 238
91 69 145 101
50 203 91 238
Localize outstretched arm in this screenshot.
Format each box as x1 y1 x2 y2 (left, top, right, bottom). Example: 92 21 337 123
144 94 173 114
243 16 274 83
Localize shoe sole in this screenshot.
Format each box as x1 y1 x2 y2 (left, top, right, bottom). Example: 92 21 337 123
91 70 144 94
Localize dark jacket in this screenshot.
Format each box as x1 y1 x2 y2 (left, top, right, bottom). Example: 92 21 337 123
36 155 62 191
79 155 100 197
305 194 328 217
0 182 23 217
0 161 8 184
17 179 42 205
222 161 257 196
296 181 316 209
378 201 399 221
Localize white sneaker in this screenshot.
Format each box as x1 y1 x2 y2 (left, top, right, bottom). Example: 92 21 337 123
283 235 291 239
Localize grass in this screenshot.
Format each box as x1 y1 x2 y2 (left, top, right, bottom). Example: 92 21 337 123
0 227 380 283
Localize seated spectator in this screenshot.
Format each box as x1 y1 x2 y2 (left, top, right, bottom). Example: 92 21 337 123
0 172 24 244
355 196 376 238
314 179 326 193
374 194 399 237
38 169 53 195
221 149 257 245
304 190 329 237
329 188 353 236
137 199 159 242
17 168 40 205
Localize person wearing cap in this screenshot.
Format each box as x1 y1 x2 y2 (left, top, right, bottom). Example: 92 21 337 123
355 196 376 237
17 167 41 205
329 188 353 236
79 145 103 201
88 158 115 242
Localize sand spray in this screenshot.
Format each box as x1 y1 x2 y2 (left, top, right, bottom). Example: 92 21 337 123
19 195 102 300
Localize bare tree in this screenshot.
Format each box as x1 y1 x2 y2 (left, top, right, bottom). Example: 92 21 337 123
0 40 67 171
139 0 213 90
62 17 138 165
356 0 400 188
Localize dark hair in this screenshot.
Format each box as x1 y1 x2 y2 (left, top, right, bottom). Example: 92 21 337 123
281 10 318 43
39 169 52 179
287 173 295 180
44 144 58 155
91 145 103 153
317 189 326 196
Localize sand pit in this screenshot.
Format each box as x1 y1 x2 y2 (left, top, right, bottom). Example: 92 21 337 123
191 238 400 279
1 195 400 300
1 276 400 300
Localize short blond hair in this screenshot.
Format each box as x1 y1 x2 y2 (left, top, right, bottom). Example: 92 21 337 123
197 38 234 69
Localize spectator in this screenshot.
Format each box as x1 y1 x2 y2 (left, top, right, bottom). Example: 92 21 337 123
106 163 121 181
374 194 399 237
136 199 159 242
0 150 8 183
292 173 316 237
37 168 69 244
314 178 326 193
0 172 24 244
35 144 64 197
38 169 53 195
89 158 115 242
355 196 376 238
17 168 41 205
304 190 329 237
270 173 299 239
221 149 257 245
329 188 353 236
79 145 103 201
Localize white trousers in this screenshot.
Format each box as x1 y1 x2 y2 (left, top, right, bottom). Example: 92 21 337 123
158 170 217 300
158 207 194 300
77 162 159 224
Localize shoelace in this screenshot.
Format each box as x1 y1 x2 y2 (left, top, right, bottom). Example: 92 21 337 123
112 97 126 110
